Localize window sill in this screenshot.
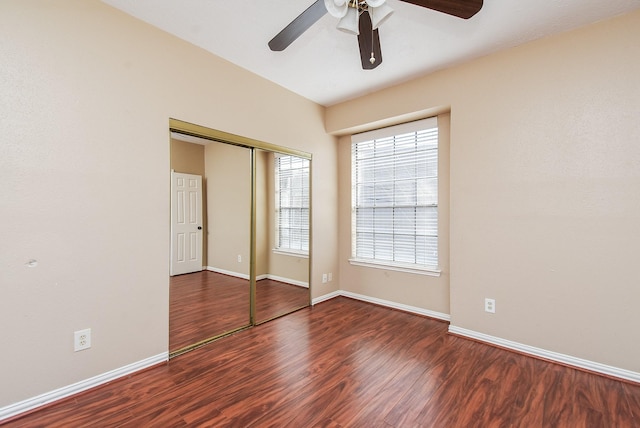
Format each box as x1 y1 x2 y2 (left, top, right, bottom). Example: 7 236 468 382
348 258 441 277
273 249 309 259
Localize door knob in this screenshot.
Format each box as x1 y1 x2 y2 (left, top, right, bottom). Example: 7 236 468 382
197 226 202 230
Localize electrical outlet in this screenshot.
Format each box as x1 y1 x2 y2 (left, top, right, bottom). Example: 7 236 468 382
237 255 242 263
322 273 327 283
328 272 333 282
74 328 91 352
484 298 496 314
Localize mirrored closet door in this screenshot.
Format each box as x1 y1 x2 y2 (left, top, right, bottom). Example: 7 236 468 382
169 135 251 355
168 120 311 357
254 149 310 323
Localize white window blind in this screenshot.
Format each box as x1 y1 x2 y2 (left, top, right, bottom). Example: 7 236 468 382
275 155 309 254
351 117 438 269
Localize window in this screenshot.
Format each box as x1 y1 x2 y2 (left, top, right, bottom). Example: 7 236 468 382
275 155 309 254
351 117 439 274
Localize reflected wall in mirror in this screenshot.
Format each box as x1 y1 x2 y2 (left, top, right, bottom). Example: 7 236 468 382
254 149 310 323
169 135 251 355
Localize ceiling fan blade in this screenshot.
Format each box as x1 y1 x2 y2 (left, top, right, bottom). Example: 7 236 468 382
399 0 483 19
357 11 382 70
268 0 327 51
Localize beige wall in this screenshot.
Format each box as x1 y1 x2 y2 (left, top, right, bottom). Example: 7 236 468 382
0 0 338 408
329 10 640 373
204 142 252 275
256 150 271 278
170 139 205 177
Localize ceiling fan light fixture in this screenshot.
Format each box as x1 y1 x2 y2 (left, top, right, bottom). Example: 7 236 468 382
324 0 349 18
369 3 394 29
336 7 360 35
364 0 386 7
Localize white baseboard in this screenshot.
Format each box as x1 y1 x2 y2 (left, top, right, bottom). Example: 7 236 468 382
312 290 342 305
205 268 308 288
312 290 450 322
206 266 248 280
264 274 309 288
449 325 640 384
0 352 168 422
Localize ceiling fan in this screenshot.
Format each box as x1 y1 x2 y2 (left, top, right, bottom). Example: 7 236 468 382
268 0 483 70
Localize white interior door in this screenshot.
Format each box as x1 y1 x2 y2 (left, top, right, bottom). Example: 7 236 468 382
171 171 203 276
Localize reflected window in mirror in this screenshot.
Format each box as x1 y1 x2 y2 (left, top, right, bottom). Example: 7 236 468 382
274 155 309 255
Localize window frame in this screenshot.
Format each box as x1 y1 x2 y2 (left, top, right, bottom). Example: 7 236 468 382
274 154 310 256
350 117 441 276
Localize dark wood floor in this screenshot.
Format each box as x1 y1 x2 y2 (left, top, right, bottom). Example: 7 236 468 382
170 271 309 351
4 297 640 427
255 278 310 323
170 271 249 351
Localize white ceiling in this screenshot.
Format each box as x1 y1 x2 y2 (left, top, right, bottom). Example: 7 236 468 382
101 0 640 106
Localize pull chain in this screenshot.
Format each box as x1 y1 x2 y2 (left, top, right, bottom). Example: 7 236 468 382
369 16 376 64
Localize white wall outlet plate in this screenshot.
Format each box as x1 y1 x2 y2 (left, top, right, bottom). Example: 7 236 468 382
74 328 91 352
484 298 496 314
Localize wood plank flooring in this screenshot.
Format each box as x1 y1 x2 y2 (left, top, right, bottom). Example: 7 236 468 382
4 297 640 427
170 272 250 351
255 278 310 323
170 271 309 351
